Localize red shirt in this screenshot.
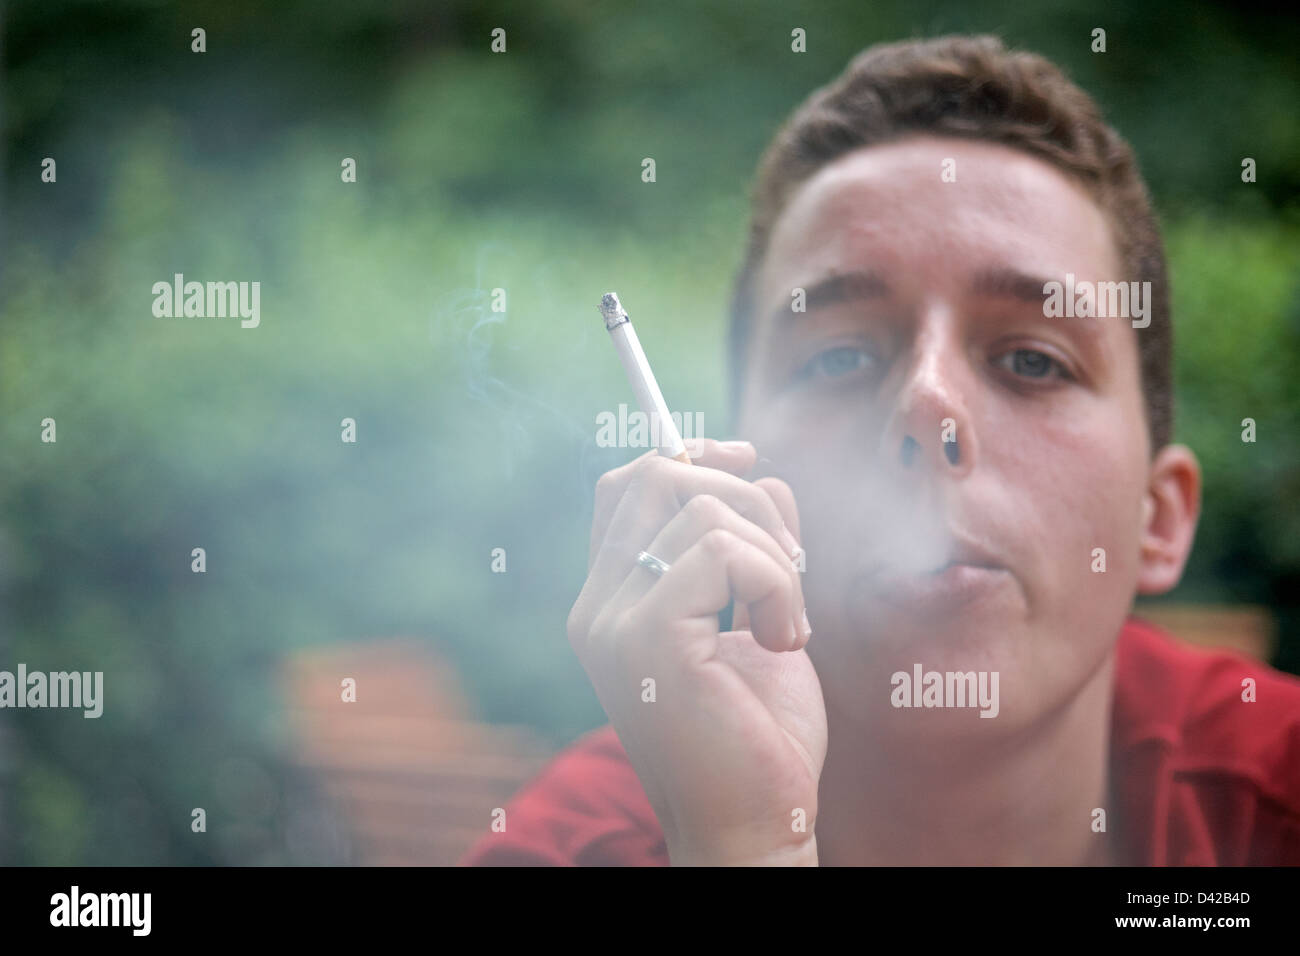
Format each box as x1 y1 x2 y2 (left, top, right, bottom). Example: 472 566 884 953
460 616 1300 865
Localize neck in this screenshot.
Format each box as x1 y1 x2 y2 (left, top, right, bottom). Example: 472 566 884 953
815 651 1119 866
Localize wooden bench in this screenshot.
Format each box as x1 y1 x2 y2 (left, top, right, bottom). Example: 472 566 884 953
282 639 554 865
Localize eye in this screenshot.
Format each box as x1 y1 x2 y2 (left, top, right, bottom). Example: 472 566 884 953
994 348 1070 382
797 345 876 382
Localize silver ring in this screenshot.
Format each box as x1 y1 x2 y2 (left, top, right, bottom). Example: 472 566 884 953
635 550 671 577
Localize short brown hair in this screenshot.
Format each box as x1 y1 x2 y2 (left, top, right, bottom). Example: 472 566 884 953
728 34 1172 451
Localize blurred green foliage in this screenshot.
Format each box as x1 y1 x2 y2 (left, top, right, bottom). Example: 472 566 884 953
2 0 1297 863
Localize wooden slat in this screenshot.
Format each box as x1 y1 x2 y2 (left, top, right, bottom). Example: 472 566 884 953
281 639 555 866
1135 603 1275 660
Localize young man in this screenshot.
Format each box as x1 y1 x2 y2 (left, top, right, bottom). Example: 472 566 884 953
462 35 1300 865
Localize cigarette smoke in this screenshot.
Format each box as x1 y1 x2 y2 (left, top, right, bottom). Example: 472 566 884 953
434 241 597 487
756 448 956 581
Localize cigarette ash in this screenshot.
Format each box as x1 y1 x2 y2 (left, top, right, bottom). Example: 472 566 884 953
599 292 629 330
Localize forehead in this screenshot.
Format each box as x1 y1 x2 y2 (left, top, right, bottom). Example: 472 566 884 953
757 135 1123 311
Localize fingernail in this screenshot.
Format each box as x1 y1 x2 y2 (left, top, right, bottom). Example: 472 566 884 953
802 609 812 640
719 440 753 452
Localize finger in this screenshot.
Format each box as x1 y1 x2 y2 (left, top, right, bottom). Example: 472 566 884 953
606 493 806 642
753 477 801 546
753 477 808 647
685 437 758 472
590 439 759 567
587 452 799 605
590 448 657 571
732 600 751 632
630 528 799 654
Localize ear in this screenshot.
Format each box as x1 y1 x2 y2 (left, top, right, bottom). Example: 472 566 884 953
1135 443 1202 596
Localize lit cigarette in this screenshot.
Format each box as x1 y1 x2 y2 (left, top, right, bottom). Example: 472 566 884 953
599 292 692 464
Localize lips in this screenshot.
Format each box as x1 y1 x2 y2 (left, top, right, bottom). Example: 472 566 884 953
867 534 1005 576
920 538 1004 575
866 534 1014 611
875 563 1011 611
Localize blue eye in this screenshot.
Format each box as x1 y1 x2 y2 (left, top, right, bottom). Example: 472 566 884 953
800 346 874 381
996 348 1066 381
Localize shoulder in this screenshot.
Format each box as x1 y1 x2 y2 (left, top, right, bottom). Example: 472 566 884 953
1113 615 1300 863
1115 615 1300 783
458 724 668 866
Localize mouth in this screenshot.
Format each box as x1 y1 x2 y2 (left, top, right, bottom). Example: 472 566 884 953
866 535 1013 611
918 540 1004 575
872 535 1005 576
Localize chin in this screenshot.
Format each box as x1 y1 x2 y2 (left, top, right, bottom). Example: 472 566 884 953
810 601 1050 738
845 589 1028 664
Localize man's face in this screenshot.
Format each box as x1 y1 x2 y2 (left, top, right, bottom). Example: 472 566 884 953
737 135 1152 739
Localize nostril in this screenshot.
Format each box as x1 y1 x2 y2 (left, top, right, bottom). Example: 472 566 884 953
944 439 960 466
900 435 920 467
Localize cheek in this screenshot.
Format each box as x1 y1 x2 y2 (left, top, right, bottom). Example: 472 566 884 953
1001 403 1148 622
742 395 887 548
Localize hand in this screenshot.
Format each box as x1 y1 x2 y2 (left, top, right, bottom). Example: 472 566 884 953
567 439 827 865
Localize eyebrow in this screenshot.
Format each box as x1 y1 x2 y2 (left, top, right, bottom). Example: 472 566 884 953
968 267 1059 305
769 270 890 327
971 267 1111 343
772 266 1059 327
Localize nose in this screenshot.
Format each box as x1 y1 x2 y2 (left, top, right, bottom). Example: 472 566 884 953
880 321 977 479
